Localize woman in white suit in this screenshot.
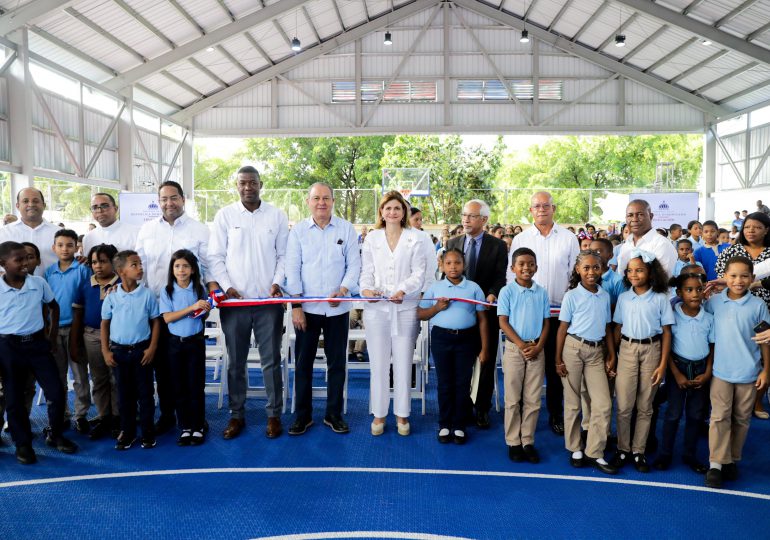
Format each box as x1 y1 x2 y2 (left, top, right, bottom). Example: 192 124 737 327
360 191 426 436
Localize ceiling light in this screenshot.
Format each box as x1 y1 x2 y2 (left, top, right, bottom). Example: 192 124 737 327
291 37 301 52
702 39 712 46
384 31 392 46
614 34 626 47
206 46 214 52
520 29 529 43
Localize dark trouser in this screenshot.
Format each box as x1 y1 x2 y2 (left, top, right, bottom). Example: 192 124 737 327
433 326 480 430
473 308 500 414
0 334 65 446
112 340 155 438
167 333 206 431
153 320 175 423
294 312 348 420
543 316 564 421
660 355 708 459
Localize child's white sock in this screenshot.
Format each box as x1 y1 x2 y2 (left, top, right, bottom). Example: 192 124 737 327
572 451 583 460
595 457 608 465
710 461 722 470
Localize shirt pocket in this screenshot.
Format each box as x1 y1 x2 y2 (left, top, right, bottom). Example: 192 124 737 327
226 227 246 254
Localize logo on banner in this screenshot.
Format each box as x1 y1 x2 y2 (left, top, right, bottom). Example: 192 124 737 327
149 202 159 210
658 201 669 210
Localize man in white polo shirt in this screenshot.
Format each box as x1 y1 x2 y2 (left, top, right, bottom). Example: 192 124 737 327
82 193 139 255
617 199 677 278
0 188 59 275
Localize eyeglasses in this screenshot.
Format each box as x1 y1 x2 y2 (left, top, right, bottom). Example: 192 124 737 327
531 204 553 210
90 203 113 212
461 213 482 219
159 195 182 204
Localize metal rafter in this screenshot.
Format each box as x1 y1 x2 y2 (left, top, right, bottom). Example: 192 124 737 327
331 0 346 31
167 0 206 35
682 0 707 16
135 83 183 110
747 21 770 42
362 0 371 21
643 37 697 74
112 0 175 49
620 24 667 64
215 0 236 22
615 0 770 65
571 0 610 44
596 12 639 52
453 0 728 117
302 6 322 43
667 49 729 85
524 0 540 19
714 0 760 29
64 7 146 63
273 19 294 49
106 0 310 90
161 69 205 99
171 0 440 122
0 0 74 36
188 57 228 88
547 0 574 31
30 26 119 76
695 62 758 94
244 32 275 65
216 44 250 77
716 78 770 105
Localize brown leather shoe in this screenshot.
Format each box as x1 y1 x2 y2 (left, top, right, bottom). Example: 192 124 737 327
222 418 245 440
266 416 282 439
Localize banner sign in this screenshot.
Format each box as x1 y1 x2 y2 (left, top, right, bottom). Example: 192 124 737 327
629 192 699 229
119 193 162 226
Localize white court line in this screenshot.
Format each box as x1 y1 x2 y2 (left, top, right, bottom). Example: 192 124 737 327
1 467 770 501
250 532 473 540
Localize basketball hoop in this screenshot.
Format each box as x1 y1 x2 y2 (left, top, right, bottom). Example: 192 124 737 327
400 189 412 200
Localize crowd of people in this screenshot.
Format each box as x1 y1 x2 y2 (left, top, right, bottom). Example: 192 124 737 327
0 174 768 491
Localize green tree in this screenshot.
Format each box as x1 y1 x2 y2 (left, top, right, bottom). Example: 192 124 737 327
192 149 244 222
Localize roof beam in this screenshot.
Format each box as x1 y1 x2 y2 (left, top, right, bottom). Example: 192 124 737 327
188 57 228 88
614 0 770 65
161 70 204 99
620 23 667 63
681 0 706 16
453 0 728 117
667 48 729 85
695 61 758 94
571 0 610 44
112 0 175 49
171 0 440 122
217 44 250 77
643 36 697 73
105 0 309 91
547 0 573 31
747 21 770 42
30 26 118 77
214 0 236 22
244 31 275 65
0 0 74 36
716 78 770 105
302 6 322 43
331 0 346 31
64 7 146 63
714 0 760 29
596 12 640 52
167 0 205 35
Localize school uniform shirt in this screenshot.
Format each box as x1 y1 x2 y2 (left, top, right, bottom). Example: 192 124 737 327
673 259 703 277
601 269 626 306
419 277 485 330
0 219 59 276
0 275 54 335
83 220 139 255
613 289 675 339
416 229 438 293
507 222 579 307
496 280 550 341
208 200 289 300
559 284 612 342
692 243 729 281
72 274 120 329
671 304 715 361
617 228 678 278
706 289 770 384
159 282 204 338
101 284 160 345
135 213 211 296
44 260 89 326
285 215 361 317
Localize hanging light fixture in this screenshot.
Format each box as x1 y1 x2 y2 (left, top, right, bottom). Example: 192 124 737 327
520 29 529 43
614 6 625 47
384 31 392 45
614 34 626 47
291 9 301 52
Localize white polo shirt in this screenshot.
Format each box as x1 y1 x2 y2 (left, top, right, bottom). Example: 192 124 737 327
0 219 59 276
83 220 139 255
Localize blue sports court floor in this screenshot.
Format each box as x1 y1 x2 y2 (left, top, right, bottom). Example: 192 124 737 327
1 369 770 539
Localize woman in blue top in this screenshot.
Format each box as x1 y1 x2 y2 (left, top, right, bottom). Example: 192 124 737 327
159 249 211 446
418 248 488 444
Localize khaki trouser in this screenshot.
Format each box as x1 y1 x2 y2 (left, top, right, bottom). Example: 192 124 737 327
580 352 614 435
562 336 612 458
53 327 91 418
615 340 661 454
502 343 544 447
83 327 119 419
709 376 756 464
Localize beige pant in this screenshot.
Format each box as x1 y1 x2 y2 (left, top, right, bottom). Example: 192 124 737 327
83 327 119 419
615 340 661 454
581 364 614 435
562 336 612 458
709 376 756 464
502 343 544 447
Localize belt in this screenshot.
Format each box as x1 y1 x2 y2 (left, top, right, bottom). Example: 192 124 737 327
0 330 45 343
506 337 539 345
432 325 477 336
567 334 604 347
621 334 662 345
169 332 205 343
110 339 150 352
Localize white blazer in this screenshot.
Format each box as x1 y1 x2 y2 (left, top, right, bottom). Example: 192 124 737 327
360 227 426 313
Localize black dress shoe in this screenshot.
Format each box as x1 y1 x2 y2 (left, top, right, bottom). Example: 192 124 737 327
652 454 672 471
508 445 525 462
15 444 37 465
154 416 176 435
46 434 78 454
570 454 585 468
453 430 467 444
722 462 739 481
682 456 708 474
609 451 630 469
88 419 111 441
75 417 90 435
438 429 452 444
705 468 723 488
323 415 350 434
633 453 650 473
288 418 313 436
475 410 490 429
549 416 564 435
588 458 618 475
522 444 540 464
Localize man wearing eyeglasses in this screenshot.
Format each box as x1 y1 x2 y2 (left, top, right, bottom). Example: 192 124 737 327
135 180 212 436
446 199 507 429
82 193 139 256
509 191 580 436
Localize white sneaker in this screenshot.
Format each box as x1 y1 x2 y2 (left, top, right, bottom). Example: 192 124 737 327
371 421 385 436
397 422 410 436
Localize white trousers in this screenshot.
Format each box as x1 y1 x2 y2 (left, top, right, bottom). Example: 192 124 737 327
364 308 418 419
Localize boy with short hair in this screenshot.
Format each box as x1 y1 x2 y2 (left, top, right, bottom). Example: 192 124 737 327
693 220 729 281
674 239 703 277
590 238 625 310
101 250 160 450
669 224 683 244
498 247 551 463
44 228 91 433
0 241 77 464
718 228 730 246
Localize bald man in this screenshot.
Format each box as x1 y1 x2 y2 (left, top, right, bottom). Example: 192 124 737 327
0 188 59 275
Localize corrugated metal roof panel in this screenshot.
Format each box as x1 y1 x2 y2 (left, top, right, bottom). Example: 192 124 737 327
174 0 231 33
166 61 223 95
305 0 344 39
337 0 368 30
120 0 203 46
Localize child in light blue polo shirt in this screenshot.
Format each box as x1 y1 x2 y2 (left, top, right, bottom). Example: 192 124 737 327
704 255 770 488
418 248 487 445
497 247 550 464
44 228 90 432
101 250 160 451
673 239 703 277
159 249 211 447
